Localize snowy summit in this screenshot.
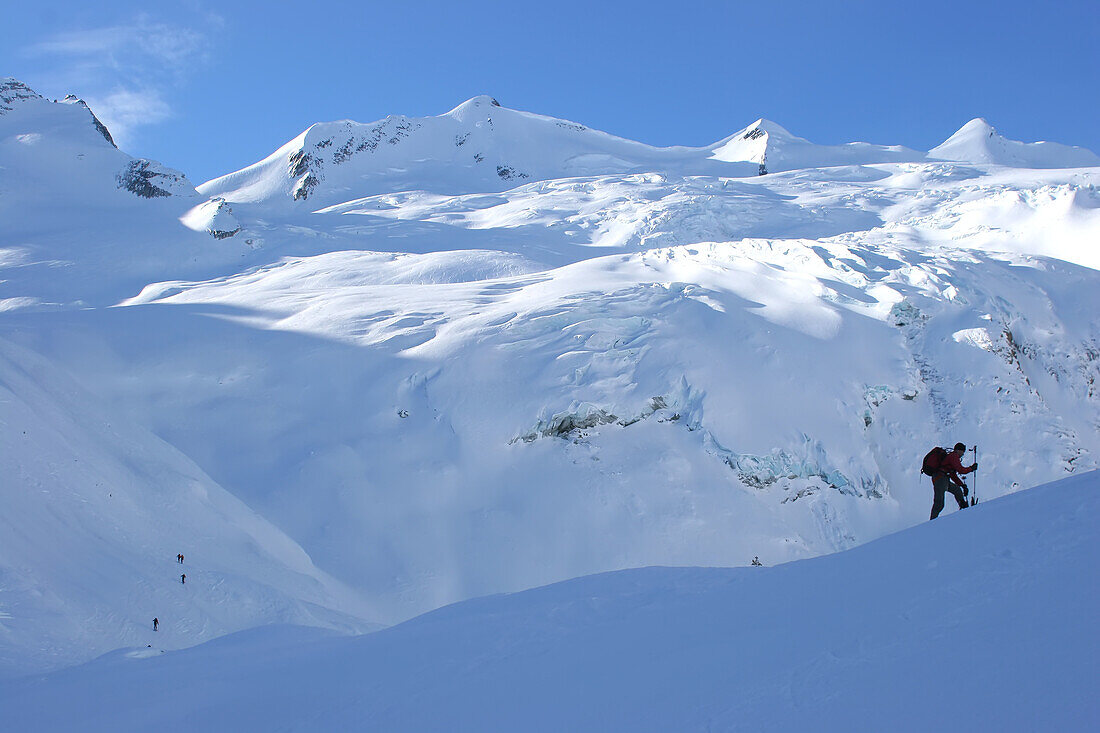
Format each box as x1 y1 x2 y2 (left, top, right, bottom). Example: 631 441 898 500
929 117 1100 168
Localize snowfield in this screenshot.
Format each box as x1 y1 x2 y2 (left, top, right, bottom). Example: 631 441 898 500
3 470 1097 732
1 77 1099 687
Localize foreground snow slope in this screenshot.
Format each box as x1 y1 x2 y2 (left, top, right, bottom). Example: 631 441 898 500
5 471 1096 733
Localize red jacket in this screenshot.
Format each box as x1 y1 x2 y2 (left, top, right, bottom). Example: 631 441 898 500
941 451 975 485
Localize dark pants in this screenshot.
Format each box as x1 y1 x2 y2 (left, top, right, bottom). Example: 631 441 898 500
930 473 967 519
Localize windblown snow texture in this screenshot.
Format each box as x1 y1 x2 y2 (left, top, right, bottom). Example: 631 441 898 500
1 78 1099 681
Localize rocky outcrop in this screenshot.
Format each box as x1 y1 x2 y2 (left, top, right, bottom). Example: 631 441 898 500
116 159 192 198
286 117 425 201
514 396 679 443
496 165 529 181
180 197 242 239
0 78 40 114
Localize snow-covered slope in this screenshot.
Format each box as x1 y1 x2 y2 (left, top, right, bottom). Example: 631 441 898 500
196 95 756 208
0 335 378 677
0 79 244 307
2 78 1099 677
0 78 196 201
4 471 1096 732
931 118 1100 168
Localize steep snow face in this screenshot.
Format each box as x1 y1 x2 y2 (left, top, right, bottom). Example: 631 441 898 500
58 94 117 148
930 118 1100 168
4 471 1096 732
709 118 924 173
0 336 378 677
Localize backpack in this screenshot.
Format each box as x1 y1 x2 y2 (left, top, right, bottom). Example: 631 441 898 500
921 446 948 476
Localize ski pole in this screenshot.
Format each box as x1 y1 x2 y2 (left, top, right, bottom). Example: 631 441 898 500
972 445 978 506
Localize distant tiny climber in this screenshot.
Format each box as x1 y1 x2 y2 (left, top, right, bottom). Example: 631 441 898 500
751 556 763 566
181 573 186 584
177 554 184 564
153 617 159 631
922 442 978 519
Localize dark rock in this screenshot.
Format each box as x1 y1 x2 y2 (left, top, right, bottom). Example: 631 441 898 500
496 165 529 181
333 138 355 164
328 118 420 165
293 172 320 201
116 160 179 198
0 78 40 114
288 150 313 178
555 121 587 133
205 198 241 239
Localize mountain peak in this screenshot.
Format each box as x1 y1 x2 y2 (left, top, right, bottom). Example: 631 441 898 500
59 93 117 148
1 77 42 114
930 118 1100 168
741 118 797 140
0 78 117 149
943 117 998 142
445 95 504 120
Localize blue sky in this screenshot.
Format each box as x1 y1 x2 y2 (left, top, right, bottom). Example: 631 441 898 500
4 0 1097 183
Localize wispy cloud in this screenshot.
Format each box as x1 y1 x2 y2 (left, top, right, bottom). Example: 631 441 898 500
22 13 220 148
85 87 173 138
